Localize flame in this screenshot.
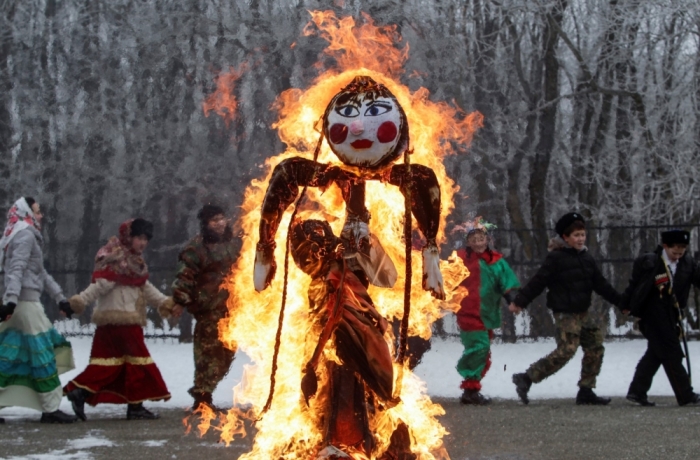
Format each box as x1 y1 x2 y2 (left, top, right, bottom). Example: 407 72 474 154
193 10 482 459
182 404 216 437
439 252 471 314
202 63 247 126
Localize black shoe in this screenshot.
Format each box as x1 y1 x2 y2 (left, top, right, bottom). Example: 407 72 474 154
626 392 656 407
127 403 160 420
40 410 79 424
680 393 700 406
512 373 532 405
576 387 611 405
66 388 89 421
459 389 492 405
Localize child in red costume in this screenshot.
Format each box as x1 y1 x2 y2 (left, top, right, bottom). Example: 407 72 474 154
454 218 519 405
64 219 178 421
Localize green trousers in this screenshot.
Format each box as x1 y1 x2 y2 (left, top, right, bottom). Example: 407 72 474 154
456 330 492 391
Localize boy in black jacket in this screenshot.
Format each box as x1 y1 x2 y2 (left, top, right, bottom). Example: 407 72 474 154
622 229 700 406
509 212 621 405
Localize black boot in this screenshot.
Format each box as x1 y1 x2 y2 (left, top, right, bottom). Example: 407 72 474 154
0 417 4 424
459 389 492 405
626 392 656 407
680 393 700 406
512 373 532 405
40 410 78 424
576 387 611 405
127 403 160 420
66 388 90 421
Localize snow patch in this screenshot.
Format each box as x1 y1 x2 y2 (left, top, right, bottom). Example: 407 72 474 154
4 430 114 459
142 440 168 447
67 432 115 450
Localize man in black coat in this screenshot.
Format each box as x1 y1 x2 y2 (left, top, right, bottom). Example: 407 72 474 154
622 229 700 406
509 212 622 405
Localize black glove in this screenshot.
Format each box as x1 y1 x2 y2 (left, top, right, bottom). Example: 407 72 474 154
503 291 517 305
0 302 17 322
58 300 74 319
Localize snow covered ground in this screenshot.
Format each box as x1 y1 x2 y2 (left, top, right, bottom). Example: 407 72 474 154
3 335 700 420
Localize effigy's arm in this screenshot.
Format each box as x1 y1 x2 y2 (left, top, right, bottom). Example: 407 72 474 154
254 157 343 292
387 164 445 299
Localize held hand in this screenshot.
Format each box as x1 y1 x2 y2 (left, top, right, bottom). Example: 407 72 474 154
508 302 522 314
58 300 74 319
172 304 185 318
0 302 17 322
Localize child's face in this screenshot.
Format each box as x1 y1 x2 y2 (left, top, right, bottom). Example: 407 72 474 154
662 243 687 262
563 229 586 251
466 231 488 253
130 234 149 254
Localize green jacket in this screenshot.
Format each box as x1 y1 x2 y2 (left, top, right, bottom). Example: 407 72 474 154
171 235 240 316
457 248 520 330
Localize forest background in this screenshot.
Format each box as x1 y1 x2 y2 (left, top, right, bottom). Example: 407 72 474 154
2 0 699 337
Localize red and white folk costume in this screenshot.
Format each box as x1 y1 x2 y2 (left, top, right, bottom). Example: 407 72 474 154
64 220 174 408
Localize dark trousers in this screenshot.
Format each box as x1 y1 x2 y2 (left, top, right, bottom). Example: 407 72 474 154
628 306 694 405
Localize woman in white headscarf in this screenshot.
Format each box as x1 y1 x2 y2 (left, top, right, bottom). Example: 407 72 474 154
0 197 77 424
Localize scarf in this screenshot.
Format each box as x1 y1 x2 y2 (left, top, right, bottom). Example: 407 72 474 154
0 197 41 268
92 219 149 286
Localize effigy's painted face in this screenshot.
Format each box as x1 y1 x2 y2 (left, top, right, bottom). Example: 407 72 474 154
324 77 407 170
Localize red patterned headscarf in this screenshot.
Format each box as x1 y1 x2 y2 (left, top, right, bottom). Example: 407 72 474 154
91 219 149 286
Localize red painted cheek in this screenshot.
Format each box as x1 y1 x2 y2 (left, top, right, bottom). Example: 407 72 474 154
377 121 398 143
329 123 348 144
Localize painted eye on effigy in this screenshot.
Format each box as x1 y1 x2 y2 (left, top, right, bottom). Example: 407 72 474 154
365 103 392 117
335 105 360 117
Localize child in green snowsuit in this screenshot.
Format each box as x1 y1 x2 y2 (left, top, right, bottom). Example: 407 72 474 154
454 219 519 405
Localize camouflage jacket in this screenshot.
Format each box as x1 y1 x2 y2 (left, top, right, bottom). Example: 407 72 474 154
171 235 240 316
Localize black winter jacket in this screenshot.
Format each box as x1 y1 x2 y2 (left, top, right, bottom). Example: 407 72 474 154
513 237 621 313
619 246 700 318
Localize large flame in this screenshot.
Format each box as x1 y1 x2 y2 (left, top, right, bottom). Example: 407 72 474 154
192 11 482 459
202 63 247 127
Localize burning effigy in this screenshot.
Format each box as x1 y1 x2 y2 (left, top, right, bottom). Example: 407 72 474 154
189 10 483 460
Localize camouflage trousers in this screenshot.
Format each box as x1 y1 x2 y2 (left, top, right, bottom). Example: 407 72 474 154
191 310 236 394
527 311 604 388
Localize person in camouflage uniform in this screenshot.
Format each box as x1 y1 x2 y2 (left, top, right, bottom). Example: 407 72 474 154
172 204 240 410
509 212 621 405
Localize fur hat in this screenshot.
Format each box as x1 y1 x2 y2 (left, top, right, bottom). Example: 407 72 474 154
130 218 154 240
555 212 585 237
197 204 225 224
661 229 690 246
